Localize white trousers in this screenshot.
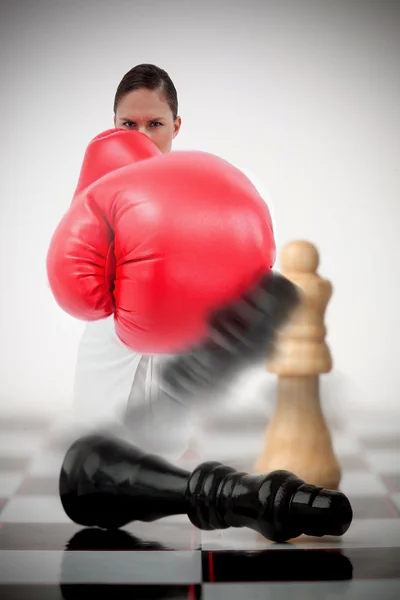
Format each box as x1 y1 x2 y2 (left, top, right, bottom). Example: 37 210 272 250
71 316 194 460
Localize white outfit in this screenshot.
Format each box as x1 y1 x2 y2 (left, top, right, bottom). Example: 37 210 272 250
71 168 276 459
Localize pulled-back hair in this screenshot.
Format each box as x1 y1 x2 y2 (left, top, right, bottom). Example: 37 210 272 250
113 64 178 119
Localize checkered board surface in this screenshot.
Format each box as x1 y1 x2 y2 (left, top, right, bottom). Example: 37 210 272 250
0 402 399 600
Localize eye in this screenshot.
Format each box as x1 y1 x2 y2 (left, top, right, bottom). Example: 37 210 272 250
122 121 137 128
150 121 163 128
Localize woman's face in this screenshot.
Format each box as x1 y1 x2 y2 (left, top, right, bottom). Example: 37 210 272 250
114 88 181 153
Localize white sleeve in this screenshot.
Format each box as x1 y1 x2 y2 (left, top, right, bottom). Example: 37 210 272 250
71 317 194 459
72 316 143 426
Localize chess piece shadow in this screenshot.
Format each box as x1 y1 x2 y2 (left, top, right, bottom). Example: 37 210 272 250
60 529 200 599
64 527 171 551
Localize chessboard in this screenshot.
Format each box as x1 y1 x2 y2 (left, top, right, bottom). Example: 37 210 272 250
0 398 399 600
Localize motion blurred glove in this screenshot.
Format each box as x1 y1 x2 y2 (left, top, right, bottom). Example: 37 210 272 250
117 271 300 458
159 270 300 400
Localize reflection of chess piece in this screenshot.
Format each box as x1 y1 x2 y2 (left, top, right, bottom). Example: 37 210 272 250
60 433 352 543
255 241 341 490
60 529 189 599
203 548 353 582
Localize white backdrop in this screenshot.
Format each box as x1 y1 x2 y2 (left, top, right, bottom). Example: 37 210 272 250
0 0 399 416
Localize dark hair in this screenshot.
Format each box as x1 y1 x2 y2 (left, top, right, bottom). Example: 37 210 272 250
113 64 178 119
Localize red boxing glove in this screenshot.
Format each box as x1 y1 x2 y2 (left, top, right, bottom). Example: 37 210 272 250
47 129 276 354
73 128 161 197
47 128 161 322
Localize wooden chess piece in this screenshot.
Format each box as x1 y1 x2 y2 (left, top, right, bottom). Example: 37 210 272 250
255 241 341 490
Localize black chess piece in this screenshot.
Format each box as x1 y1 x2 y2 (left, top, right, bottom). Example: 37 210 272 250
59 433 353 543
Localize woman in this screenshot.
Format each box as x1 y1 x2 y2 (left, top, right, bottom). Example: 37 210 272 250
70 64 276 461
113 63 181 152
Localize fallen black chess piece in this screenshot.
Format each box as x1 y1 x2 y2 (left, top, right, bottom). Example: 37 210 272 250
59 433 353 543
